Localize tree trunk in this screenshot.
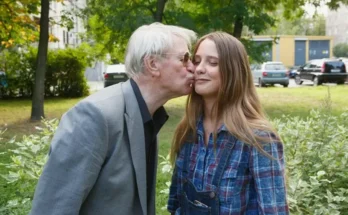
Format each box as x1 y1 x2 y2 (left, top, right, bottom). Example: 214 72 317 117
154 0 167 22
31 0 49 121
233 14 243 39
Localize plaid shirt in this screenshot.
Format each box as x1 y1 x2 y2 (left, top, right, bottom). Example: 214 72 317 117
168 118 289 215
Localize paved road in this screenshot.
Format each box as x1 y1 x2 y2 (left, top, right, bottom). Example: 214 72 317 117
265 79 302 88
88 81 104 92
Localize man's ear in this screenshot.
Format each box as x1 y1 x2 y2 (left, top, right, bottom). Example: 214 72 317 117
144 55 161 77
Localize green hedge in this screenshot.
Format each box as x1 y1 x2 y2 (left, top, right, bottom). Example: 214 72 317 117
0 47 90 98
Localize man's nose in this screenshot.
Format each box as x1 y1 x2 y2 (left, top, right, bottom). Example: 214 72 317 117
186 60 194 73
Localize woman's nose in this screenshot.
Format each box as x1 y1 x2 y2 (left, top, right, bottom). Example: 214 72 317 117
195 63 205 75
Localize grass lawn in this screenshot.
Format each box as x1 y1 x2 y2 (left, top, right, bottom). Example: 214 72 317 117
0 84 347 214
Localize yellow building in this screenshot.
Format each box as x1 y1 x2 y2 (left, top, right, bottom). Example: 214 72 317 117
251 35 334 67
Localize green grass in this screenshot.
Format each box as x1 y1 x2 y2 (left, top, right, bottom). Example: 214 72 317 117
0 84 347 214
0 97 83 141
258 85 348 118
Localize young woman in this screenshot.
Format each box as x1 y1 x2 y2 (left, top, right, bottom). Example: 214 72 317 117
167 32 289 215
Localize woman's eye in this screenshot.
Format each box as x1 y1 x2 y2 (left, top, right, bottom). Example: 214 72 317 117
210 62 218 66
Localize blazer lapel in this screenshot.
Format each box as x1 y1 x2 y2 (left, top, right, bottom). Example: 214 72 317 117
122 81 147 215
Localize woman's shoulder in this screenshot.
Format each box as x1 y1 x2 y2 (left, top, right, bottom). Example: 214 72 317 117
253 128 281 142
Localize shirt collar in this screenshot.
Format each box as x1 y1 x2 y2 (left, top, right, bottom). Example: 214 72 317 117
130 78 152 123
197 115 228 136
130 78 169 125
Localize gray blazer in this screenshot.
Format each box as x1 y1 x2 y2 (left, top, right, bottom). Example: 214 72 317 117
30 80 157 215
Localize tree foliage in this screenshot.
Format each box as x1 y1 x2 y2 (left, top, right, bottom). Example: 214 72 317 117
83 0 347 63
0 0 71 50
0 0 41 49
262 6 326 36
84 0 289 62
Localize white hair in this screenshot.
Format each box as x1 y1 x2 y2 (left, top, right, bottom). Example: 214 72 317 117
125 22 197 77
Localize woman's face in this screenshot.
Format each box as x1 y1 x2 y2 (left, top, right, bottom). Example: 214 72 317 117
193 39 221 100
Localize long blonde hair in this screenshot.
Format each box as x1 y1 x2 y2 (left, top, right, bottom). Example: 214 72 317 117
170 32 278 164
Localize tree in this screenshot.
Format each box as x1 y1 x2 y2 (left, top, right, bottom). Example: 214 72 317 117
261 7 326 36
333 43 348 57
0 0 41 49
83 0 348 62
83 0 169 62
31 0 50 121
155 0 167 22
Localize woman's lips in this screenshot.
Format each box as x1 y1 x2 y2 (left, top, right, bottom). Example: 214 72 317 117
195 79 209 83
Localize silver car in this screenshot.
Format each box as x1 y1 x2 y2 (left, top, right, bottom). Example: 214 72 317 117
251 61 289 87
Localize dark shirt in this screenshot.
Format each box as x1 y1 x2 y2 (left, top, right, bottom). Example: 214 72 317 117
130 78 168 204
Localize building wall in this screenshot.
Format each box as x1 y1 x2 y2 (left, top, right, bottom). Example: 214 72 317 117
252 35 333 67
326 4 348 45
278 36 294 67
49 0 86 49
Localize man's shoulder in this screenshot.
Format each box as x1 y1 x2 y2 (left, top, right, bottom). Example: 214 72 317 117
73 82 131 118
85 82 124 104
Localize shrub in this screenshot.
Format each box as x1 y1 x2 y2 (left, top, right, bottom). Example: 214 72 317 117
0 49 35 98
0 46 90 98
333 43 348 58
274 109 348 214
0 119 58 214
47 47 90 97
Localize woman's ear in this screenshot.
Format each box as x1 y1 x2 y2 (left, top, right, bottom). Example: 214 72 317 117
144 55 161 77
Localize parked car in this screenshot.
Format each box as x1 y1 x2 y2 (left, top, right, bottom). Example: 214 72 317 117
251 61 289 87
295 59 347 86
103 64 128 88
339 58 348 83
287 66 300 78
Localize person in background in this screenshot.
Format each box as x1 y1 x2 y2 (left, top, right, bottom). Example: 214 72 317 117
30 22 196 215
168 32 289 215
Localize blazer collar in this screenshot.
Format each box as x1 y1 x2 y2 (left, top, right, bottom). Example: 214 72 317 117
121 80 147 215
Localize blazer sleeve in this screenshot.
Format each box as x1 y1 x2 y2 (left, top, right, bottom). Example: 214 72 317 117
30 101 108 215
249 135 290 215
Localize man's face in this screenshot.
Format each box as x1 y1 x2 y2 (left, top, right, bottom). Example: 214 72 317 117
157 37 194 98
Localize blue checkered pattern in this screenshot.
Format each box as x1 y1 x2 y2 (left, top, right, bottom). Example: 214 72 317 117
168 118 289 214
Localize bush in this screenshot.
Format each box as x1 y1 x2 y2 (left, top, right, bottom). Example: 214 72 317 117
274 108 348 214
0 46 90 98
333 43 348 58
0 49 35 98
47 47 90 97
0 119 58 214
